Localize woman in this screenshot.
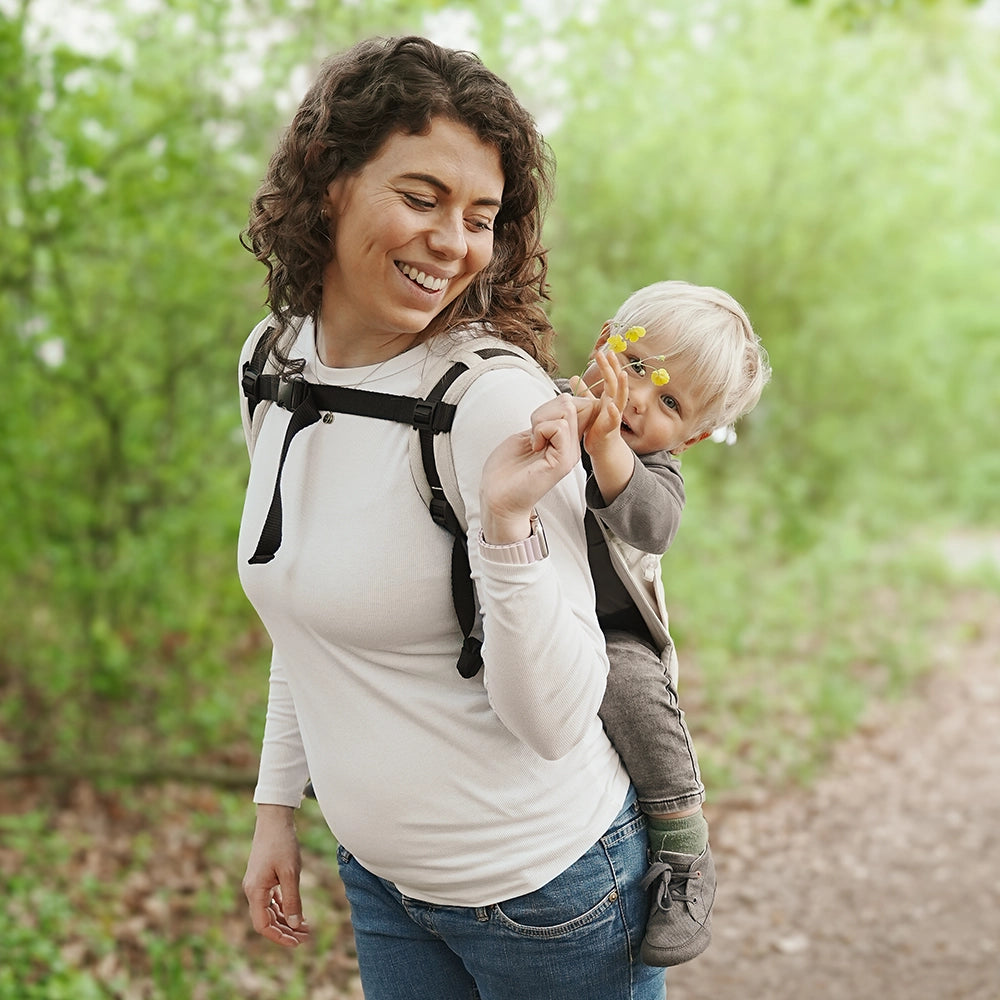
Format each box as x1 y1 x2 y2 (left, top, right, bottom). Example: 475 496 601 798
238 35 665 1000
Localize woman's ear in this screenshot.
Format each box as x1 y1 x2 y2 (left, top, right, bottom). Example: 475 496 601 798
324 176 349 219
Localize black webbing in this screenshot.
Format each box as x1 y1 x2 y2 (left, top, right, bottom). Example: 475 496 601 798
247 393 321 564
246 380 457 564
413 349 520 678
452 537 483 678
244 346 522 678
243 328 275 422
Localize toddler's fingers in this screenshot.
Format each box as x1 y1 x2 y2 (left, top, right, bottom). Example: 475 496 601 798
569 374 596 399
611 359 629 414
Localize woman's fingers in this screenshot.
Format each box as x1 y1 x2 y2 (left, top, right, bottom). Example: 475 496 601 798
530 394 597 449
266 889 311 946
243 809 310 949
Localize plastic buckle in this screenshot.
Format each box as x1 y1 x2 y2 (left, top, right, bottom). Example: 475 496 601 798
429 493 450 528
276 378 308 410
241 366 260 398
412 401 436 429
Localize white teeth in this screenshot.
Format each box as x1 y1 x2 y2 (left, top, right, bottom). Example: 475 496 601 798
400 263 447 292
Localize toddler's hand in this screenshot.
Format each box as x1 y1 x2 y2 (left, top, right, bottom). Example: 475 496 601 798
573 348 629 459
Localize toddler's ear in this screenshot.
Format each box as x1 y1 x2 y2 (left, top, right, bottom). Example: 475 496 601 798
591 322 613 358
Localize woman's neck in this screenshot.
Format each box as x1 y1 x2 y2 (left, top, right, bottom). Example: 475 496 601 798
315 316 427 369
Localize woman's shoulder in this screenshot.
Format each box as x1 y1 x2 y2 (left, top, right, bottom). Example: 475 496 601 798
424 325 554 403
239 314 315 375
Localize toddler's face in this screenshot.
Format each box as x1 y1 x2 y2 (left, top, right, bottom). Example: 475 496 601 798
587 331 713 455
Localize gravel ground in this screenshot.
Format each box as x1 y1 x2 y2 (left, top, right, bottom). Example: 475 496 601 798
667 588 1000 1000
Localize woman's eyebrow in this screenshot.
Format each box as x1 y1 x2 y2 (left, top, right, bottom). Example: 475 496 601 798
398 172 502 208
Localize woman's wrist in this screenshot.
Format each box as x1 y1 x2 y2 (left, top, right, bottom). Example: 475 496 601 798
478 511 548 565
255 803 297 830
479 508 533 546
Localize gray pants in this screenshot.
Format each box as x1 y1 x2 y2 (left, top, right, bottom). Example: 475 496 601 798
598 630 705 816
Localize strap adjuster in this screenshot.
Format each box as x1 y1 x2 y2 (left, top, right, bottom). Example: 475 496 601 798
412 400 436 429
429 493 450 528
241 365 261 399
276 378 308 410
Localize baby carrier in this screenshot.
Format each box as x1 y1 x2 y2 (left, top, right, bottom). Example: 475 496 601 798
241 316 677 685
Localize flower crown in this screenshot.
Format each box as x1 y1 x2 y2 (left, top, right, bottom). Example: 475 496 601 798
594 322 670 387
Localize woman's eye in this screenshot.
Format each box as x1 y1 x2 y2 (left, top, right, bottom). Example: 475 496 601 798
466 217 494 233
403 193 435 210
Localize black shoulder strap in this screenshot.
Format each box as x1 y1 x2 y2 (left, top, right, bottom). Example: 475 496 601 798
242 326 276 422
242 345 523 680
413 348 524 677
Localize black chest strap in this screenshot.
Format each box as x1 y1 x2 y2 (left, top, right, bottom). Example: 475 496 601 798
242 343 523 680
242 371 458 565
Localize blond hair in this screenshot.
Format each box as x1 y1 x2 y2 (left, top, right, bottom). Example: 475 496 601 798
610 280 770 434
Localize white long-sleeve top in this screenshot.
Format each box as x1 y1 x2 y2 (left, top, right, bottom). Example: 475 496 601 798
238 318 628 907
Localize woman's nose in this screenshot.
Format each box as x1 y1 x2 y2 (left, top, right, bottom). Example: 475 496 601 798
427 213 467 259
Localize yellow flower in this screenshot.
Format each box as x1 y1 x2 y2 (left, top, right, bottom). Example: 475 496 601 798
606 333 627 353
625 325 646 342
651 368 670 386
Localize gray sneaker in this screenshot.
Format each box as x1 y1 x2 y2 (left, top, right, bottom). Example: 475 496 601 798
638 844 716 967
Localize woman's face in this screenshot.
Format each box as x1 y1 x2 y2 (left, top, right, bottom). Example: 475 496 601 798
321 117 504 360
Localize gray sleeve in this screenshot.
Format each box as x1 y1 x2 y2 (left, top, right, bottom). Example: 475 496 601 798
585 449 685 554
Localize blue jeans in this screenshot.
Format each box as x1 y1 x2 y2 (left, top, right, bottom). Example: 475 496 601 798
336 788 666 1000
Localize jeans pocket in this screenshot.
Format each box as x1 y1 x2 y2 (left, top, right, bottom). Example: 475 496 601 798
492 839 623 938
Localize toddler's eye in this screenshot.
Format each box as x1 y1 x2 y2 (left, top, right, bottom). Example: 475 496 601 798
625 357 647 376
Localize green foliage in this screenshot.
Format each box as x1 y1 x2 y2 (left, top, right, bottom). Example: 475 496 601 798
662 478 948 788
1 1 997 994
0 788 354 1000
0 0 269 771
523 0 998 548
0 0 993 785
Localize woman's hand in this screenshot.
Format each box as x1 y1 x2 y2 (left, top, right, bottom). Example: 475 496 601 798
480 393 585 543
242 805 311 948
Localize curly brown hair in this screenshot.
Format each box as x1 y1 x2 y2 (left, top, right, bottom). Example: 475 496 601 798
242 35 557 372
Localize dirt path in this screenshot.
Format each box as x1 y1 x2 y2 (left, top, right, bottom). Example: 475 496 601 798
667 589 1000 1000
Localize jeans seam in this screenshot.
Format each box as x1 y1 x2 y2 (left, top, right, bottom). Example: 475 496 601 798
600 831 638 969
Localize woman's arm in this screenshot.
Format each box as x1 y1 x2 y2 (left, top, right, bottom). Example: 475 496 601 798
244 653 313 945
252 649 312 806
456 368 610 761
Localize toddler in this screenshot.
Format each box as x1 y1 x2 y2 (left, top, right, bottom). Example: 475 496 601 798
524 280 770 966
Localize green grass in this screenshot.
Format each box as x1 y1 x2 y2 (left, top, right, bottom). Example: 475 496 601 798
664 500 988 793
0 787 357 1000
2 509 995 998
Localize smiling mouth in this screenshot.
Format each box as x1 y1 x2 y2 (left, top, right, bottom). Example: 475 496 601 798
397 262 448 292
621 418 634 434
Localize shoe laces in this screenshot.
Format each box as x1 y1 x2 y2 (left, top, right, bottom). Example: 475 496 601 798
640 858 702 912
